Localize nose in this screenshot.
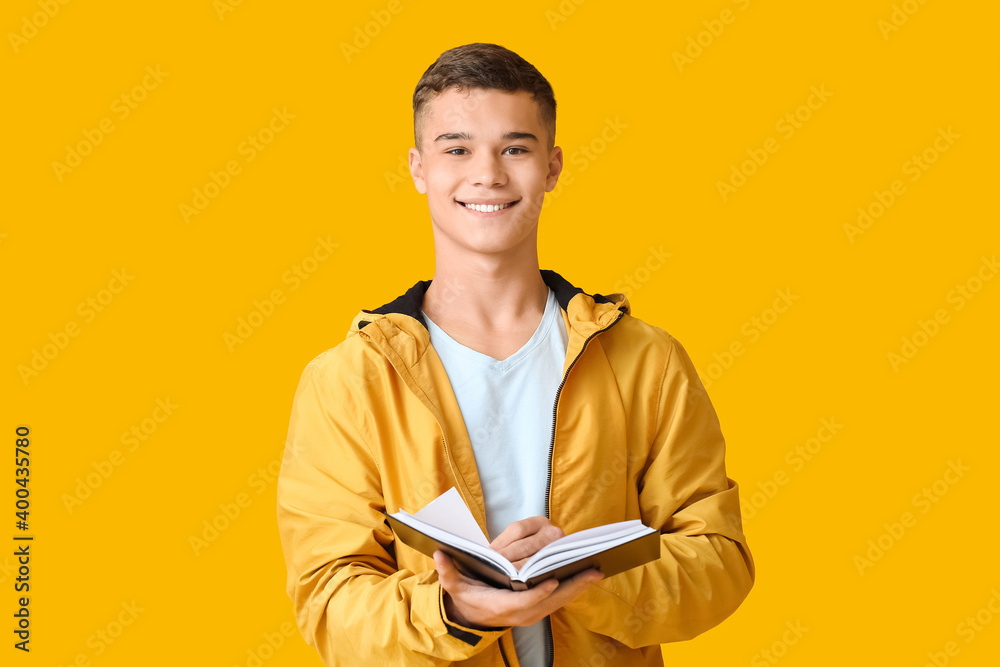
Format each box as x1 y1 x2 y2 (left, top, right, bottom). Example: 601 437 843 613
469 150 506 187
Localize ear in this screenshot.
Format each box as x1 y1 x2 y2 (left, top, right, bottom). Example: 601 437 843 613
409 147 426 194
544 146 564 193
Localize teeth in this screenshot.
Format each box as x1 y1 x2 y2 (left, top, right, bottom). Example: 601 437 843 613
463 202 513 212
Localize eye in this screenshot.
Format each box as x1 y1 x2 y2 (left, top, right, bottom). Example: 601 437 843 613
446 148 468 156
504 147 528 155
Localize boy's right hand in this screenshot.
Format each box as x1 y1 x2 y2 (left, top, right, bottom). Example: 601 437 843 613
488 515 565 569
433 550 603 629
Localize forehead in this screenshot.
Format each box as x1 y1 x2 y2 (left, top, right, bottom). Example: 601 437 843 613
422 87 543 136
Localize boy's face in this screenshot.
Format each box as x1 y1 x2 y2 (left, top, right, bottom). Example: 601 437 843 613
409 87 562 258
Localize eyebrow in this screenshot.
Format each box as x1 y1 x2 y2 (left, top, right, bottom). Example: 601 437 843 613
433 131 539 143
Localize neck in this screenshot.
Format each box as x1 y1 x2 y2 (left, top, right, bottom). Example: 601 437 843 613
423 254 548 332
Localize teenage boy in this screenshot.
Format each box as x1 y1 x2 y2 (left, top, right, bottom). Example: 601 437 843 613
277 43 754 666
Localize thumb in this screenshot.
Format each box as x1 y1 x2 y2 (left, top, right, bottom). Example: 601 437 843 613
433 550 457 578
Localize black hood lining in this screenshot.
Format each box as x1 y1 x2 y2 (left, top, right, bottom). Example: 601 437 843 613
357 269 617 331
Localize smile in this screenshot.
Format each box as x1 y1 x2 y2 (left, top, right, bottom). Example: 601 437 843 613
456 200 520 213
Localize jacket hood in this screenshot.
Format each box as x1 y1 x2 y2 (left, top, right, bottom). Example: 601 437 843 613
348 269 631 351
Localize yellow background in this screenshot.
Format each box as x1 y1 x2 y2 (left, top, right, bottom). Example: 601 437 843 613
3 0 998 664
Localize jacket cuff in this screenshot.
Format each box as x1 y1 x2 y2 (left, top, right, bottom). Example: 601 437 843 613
437 582 508 647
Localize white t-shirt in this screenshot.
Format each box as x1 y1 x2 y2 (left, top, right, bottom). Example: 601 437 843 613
422 286 568 667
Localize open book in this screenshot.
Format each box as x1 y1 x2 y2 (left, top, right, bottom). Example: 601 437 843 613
383 488 660 591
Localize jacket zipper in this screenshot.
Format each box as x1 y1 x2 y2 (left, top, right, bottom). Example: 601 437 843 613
542 308 626 667
499 635 512 667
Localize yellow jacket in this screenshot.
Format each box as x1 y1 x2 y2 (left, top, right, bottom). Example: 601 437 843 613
277 269 754 666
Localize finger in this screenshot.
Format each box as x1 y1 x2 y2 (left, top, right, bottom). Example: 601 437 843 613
434 551 463 592
549 568 604 601
502 571 600 625
436 551 505 597
494 527 566 567
502 539 548 566
506 530 568 567
520 577 561 606
433 550 448 575
489 516 548 551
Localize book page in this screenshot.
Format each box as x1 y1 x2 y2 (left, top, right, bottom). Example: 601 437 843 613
411 487 490 548
522 531 652 577
519 521 649 574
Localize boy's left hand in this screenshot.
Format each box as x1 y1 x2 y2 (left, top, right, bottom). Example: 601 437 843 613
489 516 565 569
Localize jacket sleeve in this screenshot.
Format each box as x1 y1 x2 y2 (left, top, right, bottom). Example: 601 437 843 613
276 360 508 665
564 332 755 647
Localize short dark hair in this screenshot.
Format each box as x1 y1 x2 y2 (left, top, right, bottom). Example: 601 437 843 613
412 43 557 152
